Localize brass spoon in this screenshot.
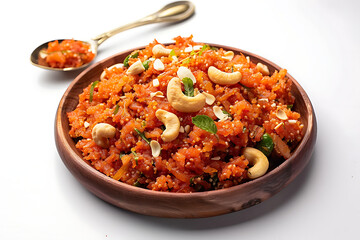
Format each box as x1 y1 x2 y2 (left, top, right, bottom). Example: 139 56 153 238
30 1 195 71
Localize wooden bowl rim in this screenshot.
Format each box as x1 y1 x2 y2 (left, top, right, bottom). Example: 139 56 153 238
55 42 316 200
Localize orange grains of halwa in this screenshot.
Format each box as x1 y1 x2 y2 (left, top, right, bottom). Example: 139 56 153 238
39 39 95 68
67 36 304 193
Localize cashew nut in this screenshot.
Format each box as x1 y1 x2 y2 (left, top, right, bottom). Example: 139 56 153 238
152 44 172 58
91 123 116 148
155 109 180 142
126 60 145 75
222 51 234 61
243 147 269 179
256 62 270 76
208 66 242 85
167 77 206 113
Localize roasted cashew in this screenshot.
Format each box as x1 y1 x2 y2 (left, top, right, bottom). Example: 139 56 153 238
152 44 172 58
155 109 180 142
222 51 234 61
167 77 206 113
208 66 242 85
256 63 270 76
126 60 145 75
91 123 116 148
243 147 269 179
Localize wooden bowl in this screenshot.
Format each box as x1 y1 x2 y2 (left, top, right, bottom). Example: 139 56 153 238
55 43 317 218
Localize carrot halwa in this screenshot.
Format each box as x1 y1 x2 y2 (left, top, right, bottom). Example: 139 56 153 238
39 39 95 68
67 36 304 193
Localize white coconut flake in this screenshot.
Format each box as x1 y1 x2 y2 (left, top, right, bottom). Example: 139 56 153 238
288 119 297 124
234 64 243 68
150 91 164 98
84 121 90 128
211 156 221 161
177 66 196 84
150 140 161 157
172 56 178 62
39 51 47 59
184 46 193 52
153 78 160 87
193 45 203 51
153 59 165 71
213 106 229 121
202 92 216 105
276 109 288 120
274 122 284 130
246 56 250 63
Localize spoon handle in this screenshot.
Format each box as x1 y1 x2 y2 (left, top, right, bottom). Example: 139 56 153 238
92 1 195 46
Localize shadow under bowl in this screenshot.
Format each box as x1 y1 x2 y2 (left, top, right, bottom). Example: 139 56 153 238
55 43 317 218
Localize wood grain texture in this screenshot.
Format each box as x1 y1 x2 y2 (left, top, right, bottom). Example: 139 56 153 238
55 44 317 218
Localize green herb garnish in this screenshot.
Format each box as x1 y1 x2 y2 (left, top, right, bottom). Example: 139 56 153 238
192 115 217 134
113 104 120 115
133 179 147 188
123 51 139 67
135 128 150 145
131 150 138 165
169 49 176 57
142 60 151 70
89 80 98 102
222 109 232 118
198 44 209 56
181 58 191 65
287 104 293 110
182 77 194 97
255 133 274 157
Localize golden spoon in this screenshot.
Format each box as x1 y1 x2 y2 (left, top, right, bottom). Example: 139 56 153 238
30 1 195 71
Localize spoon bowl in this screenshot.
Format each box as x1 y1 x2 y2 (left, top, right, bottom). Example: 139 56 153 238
30 39 98 72
30 1 195 71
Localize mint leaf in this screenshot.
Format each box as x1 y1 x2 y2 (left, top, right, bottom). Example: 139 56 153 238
182 77 194 97
192 115 217 134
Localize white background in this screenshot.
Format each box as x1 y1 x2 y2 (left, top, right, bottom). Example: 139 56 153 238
1 0 359 239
